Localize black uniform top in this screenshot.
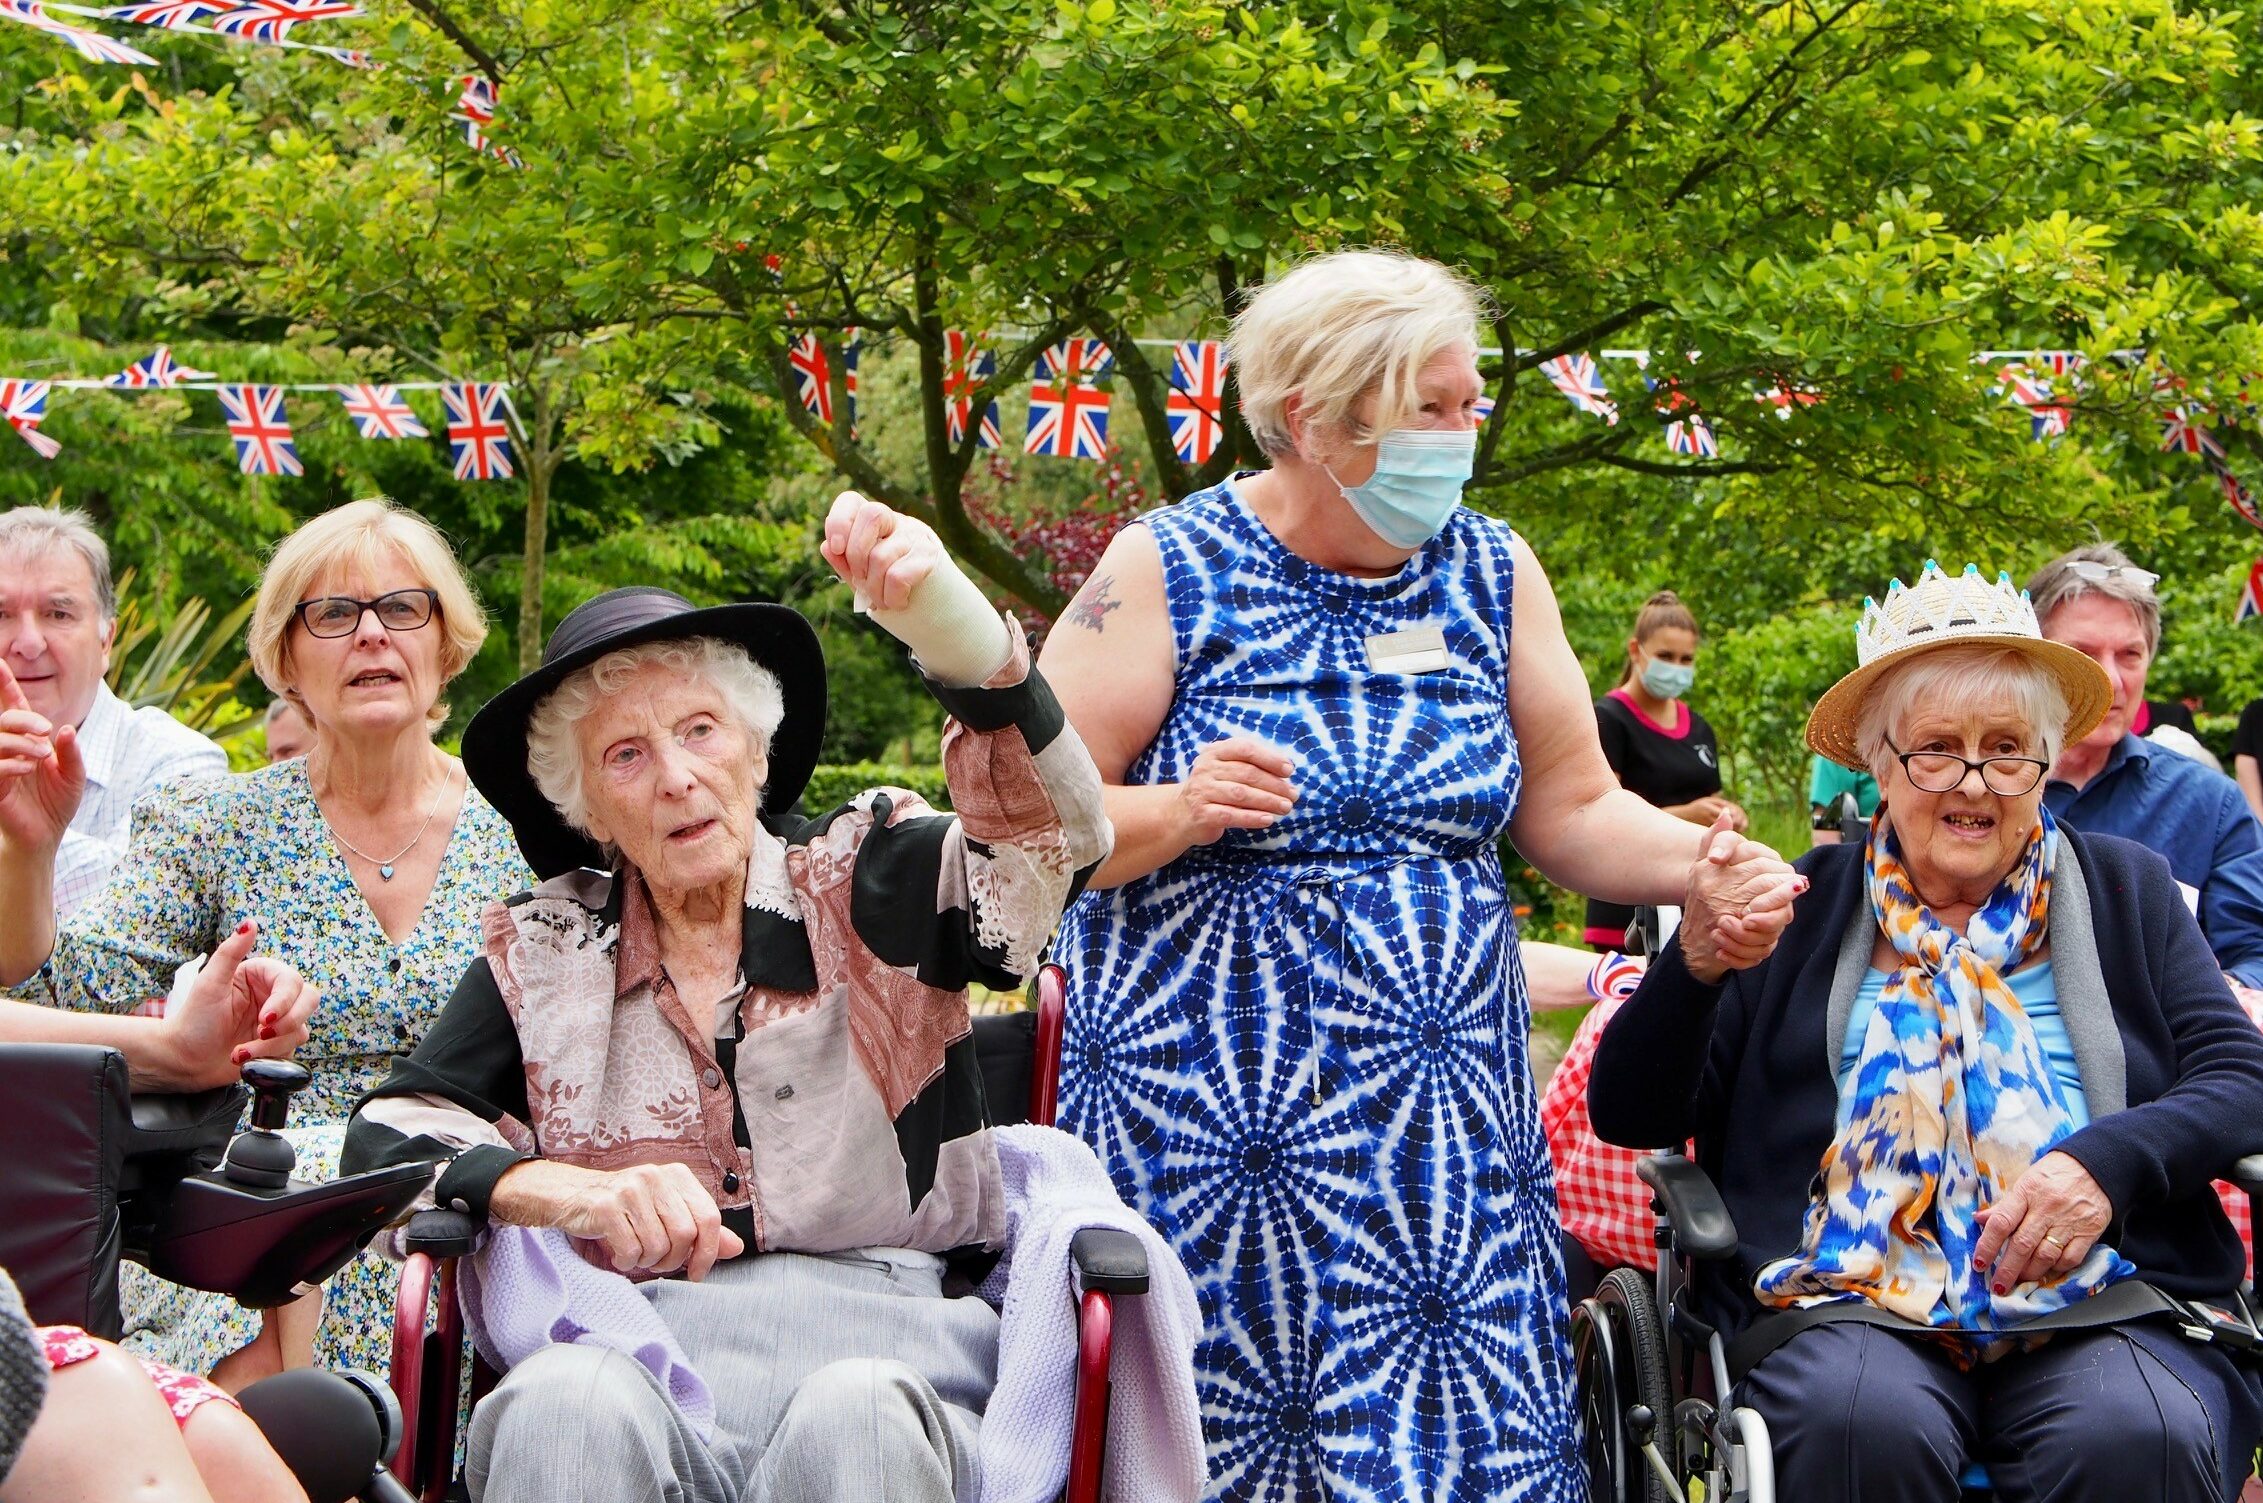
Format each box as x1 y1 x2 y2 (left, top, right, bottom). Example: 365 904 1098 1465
1583 688 1722 946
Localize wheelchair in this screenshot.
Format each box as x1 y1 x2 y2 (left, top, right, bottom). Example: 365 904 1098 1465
383 961 1150 1503
0 1041 442 1502
1569 906 2263 1503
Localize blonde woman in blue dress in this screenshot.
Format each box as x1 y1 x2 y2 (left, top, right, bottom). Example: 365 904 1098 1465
0 498 529 1389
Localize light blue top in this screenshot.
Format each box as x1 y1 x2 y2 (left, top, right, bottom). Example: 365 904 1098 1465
1839 960 2085 1128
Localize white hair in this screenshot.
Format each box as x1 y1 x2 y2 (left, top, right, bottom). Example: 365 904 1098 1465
525 637 785 841
1856 646 2070 782
0 506 115 621
1227 249 1486 457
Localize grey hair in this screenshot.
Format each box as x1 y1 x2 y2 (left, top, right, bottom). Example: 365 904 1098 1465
264 697 304 727
2026 542 2160 657
525 637 785 842
1856 646 2071 783
0 506 115 622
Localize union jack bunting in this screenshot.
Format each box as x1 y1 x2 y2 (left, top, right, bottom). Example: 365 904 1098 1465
1753 382 1822 419
449 75 524 167
442 383 515 481
2240 560 2263 625
216 386 303 477
942 331 1000 450
1664 415 1717 457
2036 351 2088 379
0 1 157 64
104 346 213 387
1537 352 1618 424
2161 406 2226 459
208 0 357 39
1165 340 1228 465
102 0 221 24
335 384 427 439
1473 394 1497 423
1025 339 1113 459
0 380 60 460
1585 951 1645 1003
2000 368 2070 440
787 331 859 426
2215 460 2263 531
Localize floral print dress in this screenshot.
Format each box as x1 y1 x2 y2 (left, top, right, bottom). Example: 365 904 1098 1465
12 757 528 1376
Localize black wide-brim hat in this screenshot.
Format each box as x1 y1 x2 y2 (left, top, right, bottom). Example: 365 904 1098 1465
462 586 827 880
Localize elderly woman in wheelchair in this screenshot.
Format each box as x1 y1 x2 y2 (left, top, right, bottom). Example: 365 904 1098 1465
1588 562 2263 1503
341 493 1114 1503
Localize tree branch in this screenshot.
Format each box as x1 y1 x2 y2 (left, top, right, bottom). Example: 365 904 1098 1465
400 0 507 83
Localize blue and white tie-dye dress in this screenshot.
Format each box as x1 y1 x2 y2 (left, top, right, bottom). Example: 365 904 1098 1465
1057 478 1583 1503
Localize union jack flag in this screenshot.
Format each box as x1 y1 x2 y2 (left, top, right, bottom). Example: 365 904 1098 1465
103 0 221 24
2161 406 2226 459
1753 382 1822 419
1164 340 1229 465
1586 951 1645 1002
443 383 515 481
942 331 999 450
1473 394 1497 423
1537 352 1618 424
452 74 495 138
104 346 213 387
2240 560 2263 625
335 384 427 439
787 331 859 426
2216 461 2263 531
2036 351 2088 379
1664 415 1717 457
311 43 370 66
0 1 157 64
208 0 357 39
1025 339 1113 459
217 385 303 477
1999 368 2070 440
0 380 60 460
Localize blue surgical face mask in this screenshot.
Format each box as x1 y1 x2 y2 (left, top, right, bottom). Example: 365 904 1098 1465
1640 654 1695 701
1325 428 1477 549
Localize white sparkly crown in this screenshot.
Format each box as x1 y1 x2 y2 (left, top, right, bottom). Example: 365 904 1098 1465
1855 560 2040 667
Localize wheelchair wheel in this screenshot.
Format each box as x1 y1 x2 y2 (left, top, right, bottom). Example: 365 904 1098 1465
1571 1267 1676 1503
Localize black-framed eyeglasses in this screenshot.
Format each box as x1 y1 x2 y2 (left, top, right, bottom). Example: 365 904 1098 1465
293 589 439 638
1884 735 2049 797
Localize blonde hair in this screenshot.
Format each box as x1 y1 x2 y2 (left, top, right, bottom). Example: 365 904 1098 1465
1228 250 1486 457
1618 590 1701 689
248 499 488 729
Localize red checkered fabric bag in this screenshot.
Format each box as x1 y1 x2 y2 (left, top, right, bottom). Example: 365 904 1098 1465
2212 985 2263 1280
1542 973 1686 1273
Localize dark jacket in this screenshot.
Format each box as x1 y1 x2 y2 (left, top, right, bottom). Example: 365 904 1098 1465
1589 828 2263 1340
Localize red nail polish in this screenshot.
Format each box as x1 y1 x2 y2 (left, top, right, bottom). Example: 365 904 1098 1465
236 920 253 936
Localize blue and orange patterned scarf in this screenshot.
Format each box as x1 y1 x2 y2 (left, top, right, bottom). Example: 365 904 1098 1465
1753 806 2133 1339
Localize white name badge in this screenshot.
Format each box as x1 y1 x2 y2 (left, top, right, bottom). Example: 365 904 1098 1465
1364 625 1452 675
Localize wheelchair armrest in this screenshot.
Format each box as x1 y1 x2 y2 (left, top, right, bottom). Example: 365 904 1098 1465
1071 1227 1149 1296
403 1208 484 1259
123 1085 247 1168
1635 1153 1739 1261
2230 1155 2263 1195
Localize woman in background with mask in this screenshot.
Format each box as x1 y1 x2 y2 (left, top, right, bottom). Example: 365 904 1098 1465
1583 590 1743 951
1036 250 1797 1503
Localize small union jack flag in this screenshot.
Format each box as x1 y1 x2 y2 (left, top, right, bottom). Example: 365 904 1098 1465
443 383 515 480
0 1 157 64
335 385 427 439
217 386 303 477
942 331 999 450
1025 339 1113 460
208 0 357 39
103 0 222 24
1473 394 1497 423
0 380 60 460
2036 351 2088 379
104 346 213 388
787 331 859 427
2215 460 2263 531
2239 560 2263 625
1165 340 1229 465
452 74 495 137
1586 951 1645 1002
1664 415 1717 457
2161 406 2226 459
1753 382 1822 419
1999 368 2070 440
1537 352 1618 424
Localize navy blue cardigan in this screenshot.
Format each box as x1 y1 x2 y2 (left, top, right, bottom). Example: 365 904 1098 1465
1589 828 2263 1340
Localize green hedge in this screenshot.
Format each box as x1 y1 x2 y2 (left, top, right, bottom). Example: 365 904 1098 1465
798 761 953 816
1700 602 1861 815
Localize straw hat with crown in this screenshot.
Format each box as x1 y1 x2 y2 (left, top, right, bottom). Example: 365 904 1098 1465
1805 560 2113 770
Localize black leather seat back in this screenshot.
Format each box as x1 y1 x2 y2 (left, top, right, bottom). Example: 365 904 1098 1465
972 1011 1036 1128
0 1045 129 1336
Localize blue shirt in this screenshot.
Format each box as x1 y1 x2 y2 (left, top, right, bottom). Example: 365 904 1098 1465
2045 734 2263 988
1841 960 2085 1128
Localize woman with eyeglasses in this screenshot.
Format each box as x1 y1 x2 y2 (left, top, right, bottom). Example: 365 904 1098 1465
0 498 530 1390
1589 560 2263 1502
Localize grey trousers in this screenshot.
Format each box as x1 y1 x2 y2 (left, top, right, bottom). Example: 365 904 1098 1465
466 1249 1000 1503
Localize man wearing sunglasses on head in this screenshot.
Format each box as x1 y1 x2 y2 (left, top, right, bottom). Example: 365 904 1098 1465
2030 543 2263 991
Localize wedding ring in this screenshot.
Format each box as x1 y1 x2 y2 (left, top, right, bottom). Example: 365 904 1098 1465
2041 1234 2066 1249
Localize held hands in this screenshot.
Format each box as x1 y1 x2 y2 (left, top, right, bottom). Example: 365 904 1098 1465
0 659 85 858
556 1161 746 1281
820 491 944 611
1973 1150 2115 1293
1178 738 1297 847
1679 808 1804 983
154 919 321 1092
